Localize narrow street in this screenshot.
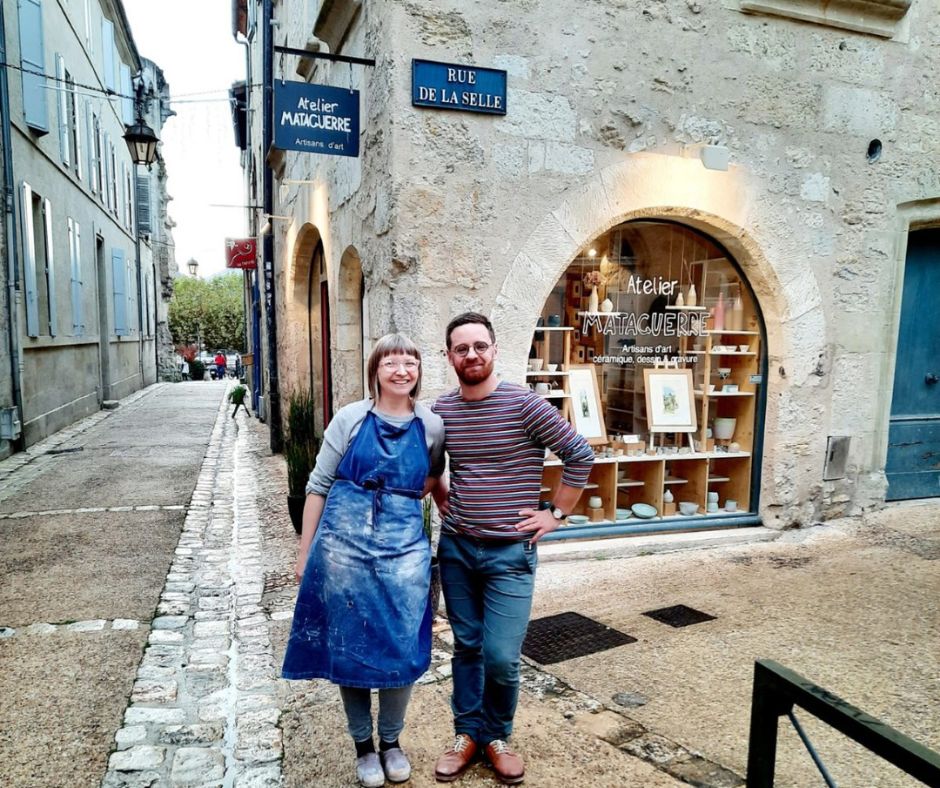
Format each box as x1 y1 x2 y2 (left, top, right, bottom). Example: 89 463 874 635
1 383 937 787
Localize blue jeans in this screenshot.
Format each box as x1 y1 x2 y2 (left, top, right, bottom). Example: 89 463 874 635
339 685 414 742
438 533 537 743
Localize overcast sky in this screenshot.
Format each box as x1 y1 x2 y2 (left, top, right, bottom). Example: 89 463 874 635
123 0 247 278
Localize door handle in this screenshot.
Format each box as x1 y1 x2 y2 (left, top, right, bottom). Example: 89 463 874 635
927 373 939 385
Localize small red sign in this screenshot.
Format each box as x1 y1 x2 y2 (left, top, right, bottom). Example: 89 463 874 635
225 238 257 270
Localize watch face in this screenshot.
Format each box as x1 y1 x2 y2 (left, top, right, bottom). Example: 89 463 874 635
552 507 565 520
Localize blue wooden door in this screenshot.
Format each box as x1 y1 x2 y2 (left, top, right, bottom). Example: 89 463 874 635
886 228 940 500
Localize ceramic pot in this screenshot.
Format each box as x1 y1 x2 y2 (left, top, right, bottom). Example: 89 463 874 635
588 495 603 509
588 286 599 313
600 297 613 313
547 314 562 327
713 417 736 441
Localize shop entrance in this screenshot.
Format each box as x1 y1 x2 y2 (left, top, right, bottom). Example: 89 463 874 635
886 227 940 500
307 241 333 430
533 220 767 531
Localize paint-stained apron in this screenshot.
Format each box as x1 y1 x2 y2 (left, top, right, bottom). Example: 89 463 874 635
282 410 432 688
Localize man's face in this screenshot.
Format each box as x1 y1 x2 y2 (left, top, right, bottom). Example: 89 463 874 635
448 323 497 386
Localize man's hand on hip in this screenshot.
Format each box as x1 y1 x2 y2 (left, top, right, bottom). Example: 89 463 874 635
515 508 560 543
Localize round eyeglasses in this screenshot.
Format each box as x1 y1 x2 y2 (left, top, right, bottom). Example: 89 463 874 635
450 342 493 357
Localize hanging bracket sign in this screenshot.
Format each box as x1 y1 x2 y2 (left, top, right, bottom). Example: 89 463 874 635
225 238 257 270
273 81 360 157
412 59 507 115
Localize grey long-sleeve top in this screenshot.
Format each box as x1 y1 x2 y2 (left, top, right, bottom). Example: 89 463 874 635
305 398 446 496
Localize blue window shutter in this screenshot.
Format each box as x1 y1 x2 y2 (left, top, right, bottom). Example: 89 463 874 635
135 171 151 233
42 198 57 337
111 247 126 334
55 54 70 165
19 182 39 336
126 258 134 332
18 0 48 131
101 18 115 91
69 218 83 335
120 64 133 125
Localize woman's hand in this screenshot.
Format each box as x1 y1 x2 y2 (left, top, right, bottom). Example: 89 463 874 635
294 550 309 584
430 475 450 517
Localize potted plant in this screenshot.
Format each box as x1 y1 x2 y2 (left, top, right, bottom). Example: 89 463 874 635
284 389 320 534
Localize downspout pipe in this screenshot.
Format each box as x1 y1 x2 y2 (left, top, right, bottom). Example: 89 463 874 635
262 0 282 452
0 3 26 452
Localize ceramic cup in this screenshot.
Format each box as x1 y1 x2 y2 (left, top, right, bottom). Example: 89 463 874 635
535 382 550 395
725 499 738 512
546 363 558 372
707 383 716 393
530 358 544 371
547 314 562 327
707 491 719 502
678 501 698 516
588 495 603 509
707 502 719 513
738 344 749 352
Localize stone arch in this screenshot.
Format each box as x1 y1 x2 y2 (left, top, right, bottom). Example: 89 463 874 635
492 152 828 527
334 246 365 406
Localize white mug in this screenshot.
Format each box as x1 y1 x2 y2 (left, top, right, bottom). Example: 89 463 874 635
535 382 550 395
588 495 603 509
725 499 738 512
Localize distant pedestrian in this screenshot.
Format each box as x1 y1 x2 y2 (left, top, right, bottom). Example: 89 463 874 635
179 358 190 381
281 333 446 788
432 312 593 785
213 351 226 380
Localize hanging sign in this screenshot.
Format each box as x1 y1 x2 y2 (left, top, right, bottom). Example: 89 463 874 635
225 238 257 270
273 81 360 157
412 59 507 115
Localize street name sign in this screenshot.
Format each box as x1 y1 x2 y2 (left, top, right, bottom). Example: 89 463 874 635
412 59 507 115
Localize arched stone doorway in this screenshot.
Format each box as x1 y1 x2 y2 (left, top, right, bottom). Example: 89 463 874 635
334 246 365 406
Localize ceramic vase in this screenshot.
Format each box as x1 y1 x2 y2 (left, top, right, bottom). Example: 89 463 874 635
713 417 736 441
713 291 726 331
588 286 599 313
731 294 744 331
687 284 697 307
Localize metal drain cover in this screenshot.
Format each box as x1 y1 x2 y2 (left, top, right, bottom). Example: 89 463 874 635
522 611 637 664
643 604 716 628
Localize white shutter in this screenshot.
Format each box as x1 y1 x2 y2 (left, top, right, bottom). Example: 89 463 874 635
69 218 83 335
18 0 48 131
84 0 94 52
20 183 39 336
120 64 133 125
42 198 57 337
72 87 83 181
56 54 70 166
103 133 111 209
111 247 126 334
101 19 115 91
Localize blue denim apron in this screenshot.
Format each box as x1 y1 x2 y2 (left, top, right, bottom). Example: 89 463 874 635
282 410 432 688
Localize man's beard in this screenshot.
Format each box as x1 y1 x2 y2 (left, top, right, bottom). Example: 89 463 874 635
454 358 493 385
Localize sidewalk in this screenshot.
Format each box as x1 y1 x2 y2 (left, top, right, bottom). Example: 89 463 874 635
2 386 937 787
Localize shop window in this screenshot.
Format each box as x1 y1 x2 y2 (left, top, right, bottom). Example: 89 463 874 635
535 220 764 525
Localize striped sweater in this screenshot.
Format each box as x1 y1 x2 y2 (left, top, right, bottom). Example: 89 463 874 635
433 381 594 539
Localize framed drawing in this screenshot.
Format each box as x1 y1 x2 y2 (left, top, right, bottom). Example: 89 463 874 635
568 364 607 445
571 280 582 298
643 368 697 433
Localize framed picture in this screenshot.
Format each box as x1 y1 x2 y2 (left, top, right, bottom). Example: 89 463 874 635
568 364 607 445
643 368 697 433
571 280 582 298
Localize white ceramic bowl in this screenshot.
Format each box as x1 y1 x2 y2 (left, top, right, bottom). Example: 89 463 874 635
678 501 699 516
530 358 544 371
738 344 750 352
546 363 558 372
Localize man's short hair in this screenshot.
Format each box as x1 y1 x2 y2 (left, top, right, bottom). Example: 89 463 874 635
445 312 496 349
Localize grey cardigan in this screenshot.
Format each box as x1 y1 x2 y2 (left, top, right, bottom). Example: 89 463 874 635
305 398 445 496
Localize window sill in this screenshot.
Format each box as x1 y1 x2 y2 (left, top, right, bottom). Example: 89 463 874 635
736 0 912 39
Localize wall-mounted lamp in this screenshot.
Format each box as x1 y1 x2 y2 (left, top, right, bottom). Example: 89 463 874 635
123 76 159 166
259 221 272 236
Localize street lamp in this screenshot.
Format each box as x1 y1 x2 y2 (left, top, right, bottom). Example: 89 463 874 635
187 259 199 277
123 79 159 166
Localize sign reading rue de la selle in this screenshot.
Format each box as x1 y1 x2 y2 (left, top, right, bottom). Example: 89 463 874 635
274 81 360 157
411 59 507 115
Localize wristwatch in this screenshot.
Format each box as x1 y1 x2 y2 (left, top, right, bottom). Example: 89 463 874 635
550 506 566 520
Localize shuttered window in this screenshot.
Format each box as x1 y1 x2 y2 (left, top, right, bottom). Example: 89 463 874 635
18 0 48 132
83 0 94 53
68 218 84 335
120 64 133 125
20 183 39 336
69 76 83 180
42 198 57 337
136 171 152 234
56 54 70 166
111 247 127 335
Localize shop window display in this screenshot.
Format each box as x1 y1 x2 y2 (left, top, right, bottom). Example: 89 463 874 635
532 221 764 527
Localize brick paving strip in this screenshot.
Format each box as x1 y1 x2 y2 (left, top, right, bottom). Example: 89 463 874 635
101 395 284 788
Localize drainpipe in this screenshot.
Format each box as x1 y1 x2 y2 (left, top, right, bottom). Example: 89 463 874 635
262 0 282 452
0 3 26 452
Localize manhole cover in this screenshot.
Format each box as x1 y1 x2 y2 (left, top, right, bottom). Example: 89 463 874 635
522 611 636 665
643 604 716 628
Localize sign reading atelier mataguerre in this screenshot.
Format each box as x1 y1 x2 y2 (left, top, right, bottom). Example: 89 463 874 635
411 59 507 115
273 81 360 157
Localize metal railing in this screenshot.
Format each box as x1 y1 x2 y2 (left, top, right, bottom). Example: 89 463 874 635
746 659 940 787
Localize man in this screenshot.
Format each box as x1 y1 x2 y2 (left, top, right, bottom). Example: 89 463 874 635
432 312 593 784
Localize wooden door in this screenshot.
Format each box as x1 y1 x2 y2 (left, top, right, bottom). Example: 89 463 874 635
886 228 940 500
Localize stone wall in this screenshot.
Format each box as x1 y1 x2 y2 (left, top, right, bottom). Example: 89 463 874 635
267 0 940 525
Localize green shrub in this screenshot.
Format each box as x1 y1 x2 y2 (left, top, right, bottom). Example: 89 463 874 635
190 360 206 380
284 388 320 497
228 384 248 404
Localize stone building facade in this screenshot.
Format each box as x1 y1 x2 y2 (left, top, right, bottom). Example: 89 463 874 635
0 0 174 458
238 0 940 533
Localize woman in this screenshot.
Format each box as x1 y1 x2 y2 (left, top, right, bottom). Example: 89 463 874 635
282 333 446 787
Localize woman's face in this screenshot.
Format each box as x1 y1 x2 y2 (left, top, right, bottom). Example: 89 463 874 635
376 353 420 398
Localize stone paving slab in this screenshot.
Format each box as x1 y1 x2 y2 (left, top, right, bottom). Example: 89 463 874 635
0 629 148 788
0 510 185 626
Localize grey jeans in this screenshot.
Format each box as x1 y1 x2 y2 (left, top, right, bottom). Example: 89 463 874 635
339 684 414 743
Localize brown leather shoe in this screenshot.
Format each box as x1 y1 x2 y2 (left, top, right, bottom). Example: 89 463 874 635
485 739 524 784
434 734 478 782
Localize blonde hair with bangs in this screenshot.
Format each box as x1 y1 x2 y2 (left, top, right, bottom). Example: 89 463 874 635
367 333 423 402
